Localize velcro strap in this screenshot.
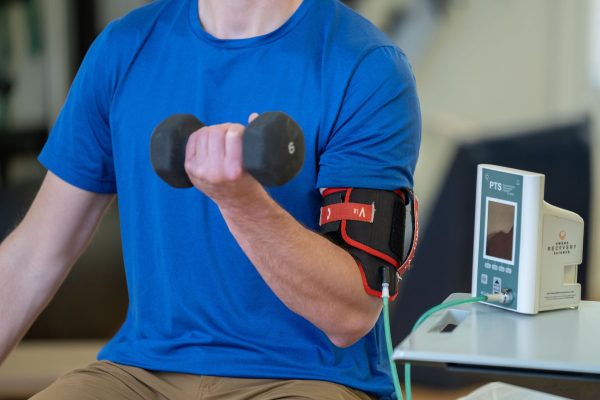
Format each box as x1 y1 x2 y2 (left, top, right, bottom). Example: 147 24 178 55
319 202 375 226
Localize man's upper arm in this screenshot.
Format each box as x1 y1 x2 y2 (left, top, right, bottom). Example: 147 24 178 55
315 46 421 302
18 171 114 268
0 172 113 363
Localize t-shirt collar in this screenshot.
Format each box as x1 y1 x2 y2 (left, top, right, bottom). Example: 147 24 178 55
188 0 313 49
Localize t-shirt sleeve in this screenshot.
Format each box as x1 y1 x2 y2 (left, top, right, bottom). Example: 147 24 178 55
38 24 117 193
316 46 421 191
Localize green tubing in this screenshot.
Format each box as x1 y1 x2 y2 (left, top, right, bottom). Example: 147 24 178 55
383 295 404 400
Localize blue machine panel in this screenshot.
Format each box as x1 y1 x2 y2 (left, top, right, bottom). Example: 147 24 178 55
476 168 523 310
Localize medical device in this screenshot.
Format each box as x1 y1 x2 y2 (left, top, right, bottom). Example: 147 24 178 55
471 164 584 314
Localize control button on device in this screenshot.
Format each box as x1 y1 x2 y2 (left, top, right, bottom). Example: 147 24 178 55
505 267 512 274
493 277 502 293
484 262 491 269
499 266 505 272
481 274 488 284
492 264 499 271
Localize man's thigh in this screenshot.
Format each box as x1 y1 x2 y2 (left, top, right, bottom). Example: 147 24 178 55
30 361 375 400
30 361 186 400
203 376 376 400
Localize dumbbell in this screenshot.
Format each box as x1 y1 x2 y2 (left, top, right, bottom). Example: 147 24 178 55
150 112 305 188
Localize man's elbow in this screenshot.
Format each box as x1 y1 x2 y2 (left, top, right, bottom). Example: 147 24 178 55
327 310 381 348
329 332 365 348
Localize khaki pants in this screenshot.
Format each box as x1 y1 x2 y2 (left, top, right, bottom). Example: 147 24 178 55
31 361 376 400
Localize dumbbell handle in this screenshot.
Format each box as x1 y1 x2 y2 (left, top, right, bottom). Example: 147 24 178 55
150 112 305 188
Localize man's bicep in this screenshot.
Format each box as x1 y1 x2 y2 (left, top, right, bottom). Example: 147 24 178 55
19 171 114 267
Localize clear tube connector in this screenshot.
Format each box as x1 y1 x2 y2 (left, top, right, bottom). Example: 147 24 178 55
485 288 513 304
381 282 390 299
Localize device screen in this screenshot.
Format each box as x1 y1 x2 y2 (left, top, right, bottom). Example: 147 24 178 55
485 199 515 262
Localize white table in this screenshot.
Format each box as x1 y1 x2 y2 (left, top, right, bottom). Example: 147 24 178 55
393 293 600 399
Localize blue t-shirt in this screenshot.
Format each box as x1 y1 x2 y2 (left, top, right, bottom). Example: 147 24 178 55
39 0 421 398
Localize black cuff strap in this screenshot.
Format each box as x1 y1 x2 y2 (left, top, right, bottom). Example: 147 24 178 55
320 188 419 298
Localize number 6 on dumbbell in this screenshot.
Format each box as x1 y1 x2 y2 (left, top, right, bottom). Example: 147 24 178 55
150 112 305 188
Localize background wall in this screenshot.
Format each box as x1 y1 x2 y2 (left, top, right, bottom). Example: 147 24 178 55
403 0 598 298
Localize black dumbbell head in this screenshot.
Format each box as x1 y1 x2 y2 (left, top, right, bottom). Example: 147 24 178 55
150 114 204 188
243 112 305 186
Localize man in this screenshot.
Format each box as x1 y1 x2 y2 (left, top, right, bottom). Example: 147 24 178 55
0 0 420 398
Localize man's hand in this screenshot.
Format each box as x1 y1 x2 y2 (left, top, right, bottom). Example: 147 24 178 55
184 113 263 207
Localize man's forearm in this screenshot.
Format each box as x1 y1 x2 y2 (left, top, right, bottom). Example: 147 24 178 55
0 228 70 363
183 120 383 346
218 183 382 347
